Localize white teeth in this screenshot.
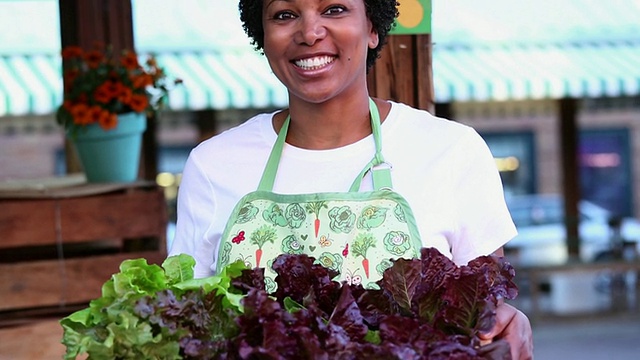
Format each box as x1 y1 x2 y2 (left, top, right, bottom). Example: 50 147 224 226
294 56 335 70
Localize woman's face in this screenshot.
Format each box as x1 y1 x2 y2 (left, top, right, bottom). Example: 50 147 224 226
262 0 378 104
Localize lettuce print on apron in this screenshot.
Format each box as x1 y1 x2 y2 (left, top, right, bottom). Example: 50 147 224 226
217 99 422 292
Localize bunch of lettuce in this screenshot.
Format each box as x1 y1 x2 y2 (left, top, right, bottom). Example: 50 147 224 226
60 247 518 359
60 254 246 359
226 247 517 359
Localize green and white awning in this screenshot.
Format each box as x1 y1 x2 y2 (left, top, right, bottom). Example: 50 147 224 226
155 51 288 111
0 50 289 117
1 42 640 117
0 54 63 116
432 41 640 103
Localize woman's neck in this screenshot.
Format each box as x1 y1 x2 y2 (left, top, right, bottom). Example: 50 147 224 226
273 96 390 150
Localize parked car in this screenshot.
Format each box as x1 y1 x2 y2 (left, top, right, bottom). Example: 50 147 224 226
504 194 640 266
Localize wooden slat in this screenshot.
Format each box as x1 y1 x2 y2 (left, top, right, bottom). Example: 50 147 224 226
0 200 56 248
59 188 167 243
0 251 167 311
0 187 166 248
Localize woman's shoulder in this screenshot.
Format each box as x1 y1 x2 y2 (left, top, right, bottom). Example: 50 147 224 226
192 111 277 154
387 101 475 135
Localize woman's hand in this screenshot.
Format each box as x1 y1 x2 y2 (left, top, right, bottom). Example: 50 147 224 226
479 301 534 359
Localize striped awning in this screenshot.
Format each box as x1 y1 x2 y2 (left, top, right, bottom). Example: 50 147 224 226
433 41 640 103
0 50 289 117
156 51 288 111
0 54 63 116
2 41 640 117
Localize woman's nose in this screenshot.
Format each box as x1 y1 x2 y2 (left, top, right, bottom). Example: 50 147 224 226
294 15 326 45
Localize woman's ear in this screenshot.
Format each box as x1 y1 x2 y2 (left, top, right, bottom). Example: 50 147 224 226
369 33 379 49
368 22 379 49
366 15 379 49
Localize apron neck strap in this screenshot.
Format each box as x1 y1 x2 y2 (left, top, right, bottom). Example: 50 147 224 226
258 98 392 192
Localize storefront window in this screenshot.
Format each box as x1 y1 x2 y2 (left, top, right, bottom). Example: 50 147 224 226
481 131 536 197
580 128 633 217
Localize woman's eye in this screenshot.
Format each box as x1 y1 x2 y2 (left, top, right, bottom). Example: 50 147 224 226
273 11 296 20
324 6 346 15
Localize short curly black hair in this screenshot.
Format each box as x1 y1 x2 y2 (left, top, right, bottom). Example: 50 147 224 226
238 0 399 70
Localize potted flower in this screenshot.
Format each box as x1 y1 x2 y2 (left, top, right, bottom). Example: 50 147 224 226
56 44 180 183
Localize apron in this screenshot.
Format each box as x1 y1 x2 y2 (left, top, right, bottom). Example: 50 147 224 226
216 99 422 291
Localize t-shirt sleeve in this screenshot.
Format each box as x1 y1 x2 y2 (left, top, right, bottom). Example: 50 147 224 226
449 127 517 265
168 151 217 278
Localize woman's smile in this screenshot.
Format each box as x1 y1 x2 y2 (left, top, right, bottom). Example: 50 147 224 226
293 55 336 71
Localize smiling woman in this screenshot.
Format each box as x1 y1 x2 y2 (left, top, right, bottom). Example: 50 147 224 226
169 0 533 358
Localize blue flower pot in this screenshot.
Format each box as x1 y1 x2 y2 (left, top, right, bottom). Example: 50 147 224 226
71 112 147 183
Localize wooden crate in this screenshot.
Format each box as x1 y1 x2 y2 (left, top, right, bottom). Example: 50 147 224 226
0 179 168 316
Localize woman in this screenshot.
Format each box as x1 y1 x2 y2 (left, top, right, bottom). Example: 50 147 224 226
170 0 533 358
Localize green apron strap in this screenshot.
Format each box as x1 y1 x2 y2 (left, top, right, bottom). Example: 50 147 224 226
258 98 392 192
257 114 289 191
348 98 392 191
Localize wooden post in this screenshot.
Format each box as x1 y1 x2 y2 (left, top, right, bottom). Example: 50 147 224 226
58 0 156 180
559 97 581 260
58 0 134 54
368 34 434 112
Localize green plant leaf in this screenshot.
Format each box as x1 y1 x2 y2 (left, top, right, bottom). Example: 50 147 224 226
162 253 196 285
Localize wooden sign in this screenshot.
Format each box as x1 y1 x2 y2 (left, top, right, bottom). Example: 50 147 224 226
392 0 432 35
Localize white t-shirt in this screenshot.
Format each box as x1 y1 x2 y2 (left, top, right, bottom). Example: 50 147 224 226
169 101 517 278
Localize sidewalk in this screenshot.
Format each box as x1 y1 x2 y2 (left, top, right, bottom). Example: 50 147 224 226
532 313 640 360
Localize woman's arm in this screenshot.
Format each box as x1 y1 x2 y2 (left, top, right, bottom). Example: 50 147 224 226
484 246 534 359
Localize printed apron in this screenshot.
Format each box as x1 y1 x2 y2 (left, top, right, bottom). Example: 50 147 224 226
216 99 422 292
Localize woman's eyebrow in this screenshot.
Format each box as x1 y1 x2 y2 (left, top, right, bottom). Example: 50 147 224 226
266 0 291 6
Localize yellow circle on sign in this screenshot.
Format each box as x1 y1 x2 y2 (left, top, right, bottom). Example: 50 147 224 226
397 0 424 28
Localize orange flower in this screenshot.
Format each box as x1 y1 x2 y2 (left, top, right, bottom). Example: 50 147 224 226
94 81 119 104
70 103 92 125
84 50 105 69
118 87 133 105
99 112 118 130
128 94 149 113
131 74 154 89
87 106 108 126
93 89 110 104
121 52 140 70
